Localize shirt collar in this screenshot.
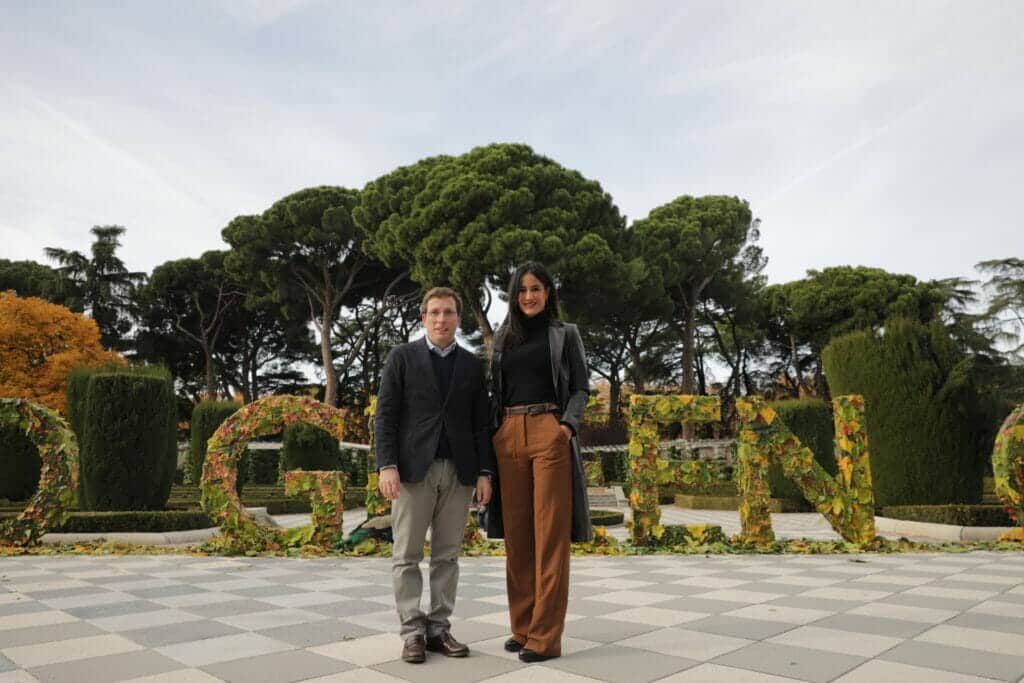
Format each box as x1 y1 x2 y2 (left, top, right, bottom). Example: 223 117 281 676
424 336 458 358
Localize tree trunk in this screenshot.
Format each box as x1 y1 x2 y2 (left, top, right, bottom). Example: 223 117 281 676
203 343 217 400
609 378 622 426
320 315 338 406
466 294 495 355
681 304 696 395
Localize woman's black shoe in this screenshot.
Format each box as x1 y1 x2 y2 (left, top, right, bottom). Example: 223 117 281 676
504 638 524 652
519 648 557 663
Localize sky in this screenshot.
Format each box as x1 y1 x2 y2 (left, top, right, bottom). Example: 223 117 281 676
2 0 1022 329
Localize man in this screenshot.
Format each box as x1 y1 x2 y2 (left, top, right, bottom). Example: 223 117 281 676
375 286 495 663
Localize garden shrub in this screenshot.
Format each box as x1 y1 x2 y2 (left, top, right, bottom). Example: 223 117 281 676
822 319 982 506
765 399 836 501
0 510 214 533
881 504 1013 527
79 367 177 511
248 448 280 485
589 509 624 526
281 422 341 472
189 401 242 485
0 423 41 501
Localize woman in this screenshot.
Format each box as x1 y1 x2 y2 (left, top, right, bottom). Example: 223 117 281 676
486 261 592 663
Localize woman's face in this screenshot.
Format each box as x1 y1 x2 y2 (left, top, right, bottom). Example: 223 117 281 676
517 272 549 318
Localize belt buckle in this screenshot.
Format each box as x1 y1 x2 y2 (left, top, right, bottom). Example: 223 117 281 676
527 404 545 415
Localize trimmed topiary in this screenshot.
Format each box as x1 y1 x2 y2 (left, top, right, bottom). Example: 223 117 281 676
189 401 241 482
79 367 177 511
281 422 341 472
822 318 981 507
0 423 41 501
765 399 836 502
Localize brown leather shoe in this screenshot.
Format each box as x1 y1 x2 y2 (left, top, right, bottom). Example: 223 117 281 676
402 634 426 663
426 631 469 657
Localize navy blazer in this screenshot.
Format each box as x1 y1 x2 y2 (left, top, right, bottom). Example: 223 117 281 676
374 339 495 486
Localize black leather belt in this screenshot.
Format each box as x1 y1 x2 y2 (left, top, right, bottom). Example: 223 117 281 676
504 402 560 416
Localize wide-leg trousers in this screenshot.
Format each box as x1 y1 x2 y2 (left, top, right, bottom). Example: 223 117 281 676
493 411 573 656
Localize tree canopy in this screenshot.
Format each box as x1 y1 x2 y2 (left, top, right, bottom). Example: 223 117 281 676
357 143 629 351
0 291 122 412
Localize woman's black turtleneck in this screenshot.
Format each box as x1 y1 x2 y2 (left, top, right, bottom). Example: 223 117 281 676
502 311 557 406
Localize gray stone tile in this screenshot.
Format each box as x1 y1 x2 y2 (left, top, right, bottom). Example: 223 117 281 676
20 586 107 600
991 591 1024 605
879 593 978 612
179 599 277 618
449 598 509 619
813 613 930 639
0 621 104 648
27 650 183 683
0 653 14 672
129 584 204 600
881 641 1024 681
314 583 394 600
947 611 1024 636
156 632 293 667
229 584 309 599
122 619 245 647
764 595 865 613
657 597 760 614
202 649 352 683
741 581 816 596
712 641 865 682
373 651 522 683
66 600 164 620
683 615 796 641
546 643 698 683
0 600 47 618
257 620 378 647
564 617 662 644
554 599 626 617
306 599 396 618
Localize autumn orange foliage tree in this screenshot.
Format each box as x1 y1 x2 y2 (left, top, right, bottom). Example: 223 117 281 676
0 291 122 413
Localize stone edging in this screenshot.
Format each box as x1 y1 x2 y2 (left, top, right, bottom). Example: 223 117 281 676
874 516 1013 542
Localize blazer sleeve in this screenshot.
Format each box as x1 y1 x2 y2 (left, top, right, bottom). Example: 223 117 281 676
561 323 590 435
374 346 404 471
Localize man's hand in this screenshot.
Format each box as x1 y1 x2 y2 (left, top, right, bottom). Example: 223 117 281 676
476 475 493 506
560 424 573 441
379 468 401 501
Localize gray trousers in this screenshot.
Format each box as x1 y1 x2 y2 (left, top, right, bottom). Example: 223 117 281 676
391 458 474 638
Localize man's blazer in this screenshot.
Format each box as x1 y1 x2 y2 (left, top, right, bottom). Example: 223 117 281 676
374 338 495 485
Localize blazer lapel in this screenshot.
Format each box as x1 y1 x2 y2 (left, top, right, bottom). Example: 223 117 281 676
414 338 442 399
549 323 565 395
444 346 465 406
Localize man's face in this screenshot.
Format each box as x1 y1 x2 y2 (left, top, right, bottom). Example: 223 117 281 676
422 296 459 349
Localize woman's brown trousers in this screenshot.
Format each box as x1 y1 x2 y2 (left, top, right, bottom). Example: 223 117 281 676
493 412 573 657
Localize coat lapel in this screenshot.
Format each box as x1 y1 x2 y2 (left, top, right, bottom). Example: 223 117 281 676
549 322 565 395
444 346 465 406
414 338 442 399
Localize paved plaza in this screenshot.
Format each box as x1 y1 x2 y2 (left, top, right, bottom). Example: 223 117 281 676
3 549 1024 683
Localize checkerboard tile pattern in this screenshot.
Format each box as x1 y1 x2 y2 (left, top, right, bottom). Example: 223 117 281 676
2 552 1024 682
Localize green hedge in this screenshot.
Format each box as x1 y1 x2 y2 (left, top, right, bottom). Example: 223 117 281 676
881 504 1013 527
765 399 836 500
0 510 212 533
0 423 41 501
247 448 279 485
822 319 982 506
79 367 177 511
281 423 341 473
189 401 243 488
589 509 624 526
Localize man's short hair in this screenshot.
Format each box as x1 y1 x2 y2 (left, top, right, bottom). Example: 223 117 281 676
421 287 462 315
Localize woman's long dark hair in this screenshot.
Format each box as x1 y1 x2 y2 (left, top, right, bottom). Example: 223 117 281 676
500 261 560 351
